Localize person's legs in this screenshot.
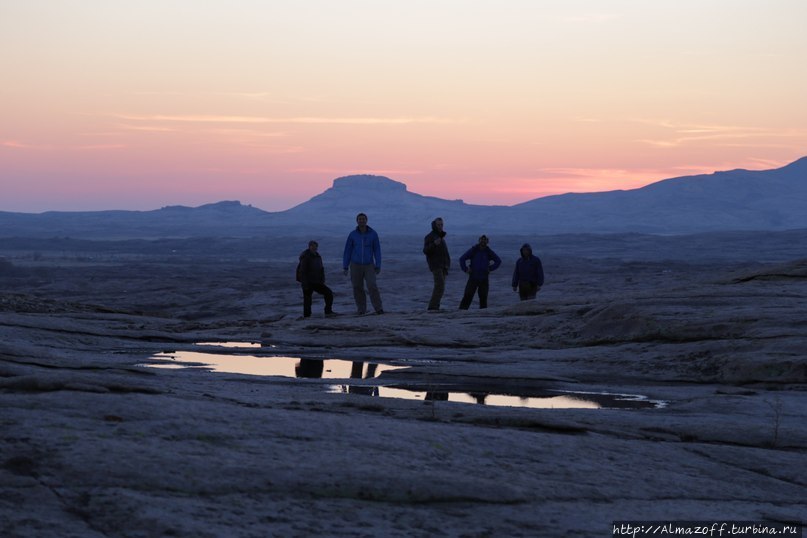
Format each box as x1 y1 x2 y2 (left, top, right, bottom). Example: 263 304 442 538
478 279 489 309
518 282 537 300
322 284 334 313
310 283 334 313
302 286 313 317
349 263 367 314
428 268 446 310
364 265 384 313
459 277 477 310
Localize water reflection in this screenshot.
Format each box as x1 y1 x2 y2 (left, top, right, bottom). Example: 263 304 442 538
142 348 664 410
195 341 261 348
327 385 663 409
144 351 401 380
295 358 324 378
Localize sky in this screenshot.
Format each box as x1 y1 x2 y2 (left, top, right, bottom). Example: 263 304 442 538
2 0 806 212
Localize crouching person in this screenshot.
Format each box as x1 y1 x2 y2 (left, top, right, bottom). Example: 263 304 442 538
299 240 336 318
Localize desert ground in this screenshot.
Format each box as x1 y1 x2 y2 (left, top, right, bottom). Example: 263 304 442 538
1 230 806 537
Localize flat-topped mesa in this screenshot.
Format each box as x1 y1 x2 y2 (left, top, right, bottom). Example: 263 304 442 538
331 175 408 193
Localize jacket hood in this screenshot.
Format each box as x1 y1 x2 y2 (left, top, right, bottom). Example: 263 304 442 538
430 219 446 237
520 243 532 257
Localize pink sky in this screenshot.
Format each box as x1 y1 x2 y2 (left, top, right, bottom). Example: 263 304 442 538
2 1 806 212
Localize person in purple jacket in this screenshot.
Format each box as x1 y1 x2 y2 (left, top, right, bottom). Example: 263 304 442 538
458 235 501 309
511 243 544 300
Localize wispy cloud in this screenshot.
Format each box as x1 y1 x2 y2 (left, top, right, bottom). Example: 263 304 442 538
116 123 180 132
633 119 805 148
112 114 457 125
290 167 423 176
131 90 310 104
74 144 127 151
524 165 706 193
238 144 304 154
3 140 128 151
1 140 33 149
202 127 287 138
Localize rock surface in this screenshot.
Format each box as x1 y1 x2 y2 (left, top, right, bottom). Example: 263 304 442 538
1 232 806 537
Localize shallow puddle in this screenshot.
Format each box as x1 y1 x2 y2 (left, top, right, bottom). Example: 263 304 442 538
143 345 665 409
145 349 403 379
194 341 261 348
328 385 664 409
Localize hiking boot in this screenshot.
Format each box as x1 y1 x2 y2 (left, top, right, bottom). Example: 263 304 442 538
325 311 338 318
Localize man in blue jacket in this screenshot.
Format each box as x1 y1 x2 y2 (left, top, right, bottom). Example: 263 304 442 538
458 235 501 309
511 243 544 300
343 213 384 315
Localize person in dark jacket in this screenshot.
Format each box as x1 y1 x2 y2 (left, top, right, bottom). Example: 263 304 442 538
342 213 384 315
458 235 501 309
511 243 544 300
423 217 450 311
299 240 335 318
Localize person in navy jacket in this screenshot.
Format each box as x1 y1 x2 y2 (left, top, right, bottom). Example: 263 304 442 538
458 235 501 309
511 243 544 300
342 213 384 315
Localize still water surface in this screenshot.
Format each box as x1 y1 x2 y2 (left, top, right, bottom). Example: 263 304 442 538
144 344 665 409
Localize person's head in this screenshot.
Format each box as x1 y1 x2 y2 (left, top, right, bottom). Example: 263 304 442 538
432 217 444 232
308 240 318 253
478 235 489 248
356 213 368 228
520 243 532 257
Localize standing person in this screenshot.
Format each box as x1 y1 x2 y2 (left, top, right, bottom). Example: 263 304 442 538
423 217 450 311
511 243 544 300
458 235 501 309
342 213 384 315
298 240 335 318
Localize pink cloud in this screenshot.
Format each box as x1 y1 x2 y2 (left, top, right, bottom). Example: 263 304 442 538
1 140 33 149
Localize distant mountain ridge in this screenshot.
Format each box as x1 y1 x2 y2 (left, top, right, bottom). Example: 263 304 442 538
512 156 807 233
1 157 806 238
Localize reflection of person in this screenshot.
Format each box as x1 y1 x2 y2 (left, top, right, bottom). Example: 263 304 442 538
348 361 379 396
511 243 544 300
458 235 501 310
299 241 335 318
295 359 324 378
342 213 384 315
423 217 450 311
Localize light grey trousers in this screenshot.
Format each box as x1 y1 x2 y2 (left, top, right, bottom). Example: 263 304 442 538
349 263 383 314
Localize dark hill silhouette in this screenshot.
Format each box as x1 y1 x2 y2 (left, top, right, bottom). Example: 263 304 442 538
513 156 807 233
277 174 503 232
1 157 805 238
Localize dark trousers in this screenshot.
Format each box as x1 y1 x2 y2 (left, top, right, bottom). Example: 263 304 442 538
428 268 447 310
459 277 489 309
303 283 333 317
518 282 538 300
